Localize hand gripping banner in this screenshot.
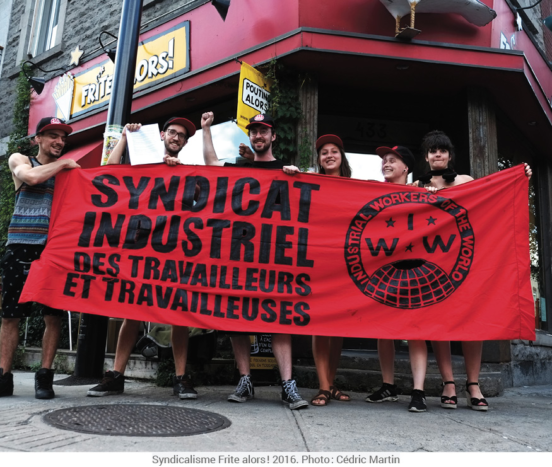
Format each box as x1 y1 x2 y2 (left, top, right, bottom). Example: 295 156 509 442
20 164 535 340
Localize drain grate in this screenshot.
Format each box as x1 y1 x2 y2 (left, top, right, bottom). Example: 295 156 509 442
44 404 231 437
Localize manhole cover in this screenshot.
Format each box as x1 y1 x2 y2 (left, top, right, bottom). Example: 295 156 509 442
44 404 231 437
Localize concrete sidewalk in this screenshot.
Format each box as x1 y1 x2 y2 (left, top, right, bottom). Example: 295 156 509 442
0 371 551 452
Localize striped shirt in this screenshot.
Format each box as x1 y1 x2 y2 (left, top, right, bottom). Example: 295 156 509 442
6 156 55 245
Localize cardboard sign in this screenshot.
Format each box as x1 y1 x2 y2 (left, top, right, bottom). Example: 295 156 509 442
237 62 271 134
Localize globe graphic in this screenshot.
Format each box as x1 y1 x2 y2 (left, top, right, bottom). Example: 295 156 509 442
364 259 455 308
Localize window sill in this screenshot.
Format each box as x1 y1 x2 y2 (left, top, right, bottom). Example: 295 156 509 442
5 42 64 80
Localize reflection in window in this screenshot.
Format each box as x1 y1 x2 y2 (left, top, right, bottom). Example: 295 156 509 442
29 0 61 57
347 153 412 183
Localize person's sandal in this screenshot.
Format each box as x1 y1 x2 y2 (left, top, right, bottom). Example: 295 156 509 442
311 389 331 406
465 382 488 411
330 386 351 402
440 381 457 409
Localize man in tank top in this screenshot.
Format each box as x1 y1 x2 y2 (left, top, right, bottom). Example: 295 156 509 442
0 117 80 399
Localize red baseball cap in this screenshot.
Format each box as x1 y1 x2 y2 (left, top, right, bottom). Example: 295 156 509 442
36 117 73 135
316 134 344 151
163 117 196 138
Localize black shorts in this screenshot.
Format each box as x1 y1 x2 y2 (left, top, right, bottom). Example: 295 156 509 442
1 244 64 319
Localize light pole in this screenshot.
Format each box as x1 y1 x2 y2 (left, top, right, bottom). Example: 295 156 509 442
74 0 144 378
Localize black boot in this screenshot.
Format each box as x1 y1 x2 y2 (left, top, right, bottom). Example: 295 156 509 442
0 368 14 397
35 368 55 399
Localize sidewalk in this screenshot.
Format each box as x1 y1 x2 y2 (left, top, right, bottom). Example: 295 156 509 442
0 371 551 452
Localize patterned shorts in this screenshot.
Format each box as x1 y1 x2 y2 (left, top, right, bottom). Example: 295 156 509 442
1 244 64 319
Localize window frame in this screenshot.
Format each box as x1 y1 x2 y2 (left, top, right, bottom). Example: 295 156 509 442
28 0 61 58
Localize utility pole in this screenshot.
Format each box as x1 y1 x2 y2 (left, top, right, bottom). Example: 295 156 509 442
74 0 143 378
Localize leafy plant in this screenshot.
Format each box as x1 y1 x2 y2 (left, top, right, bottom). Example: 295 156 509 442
1 63 37 257
155 357 175 387
265 60 311 168
18 307 78 350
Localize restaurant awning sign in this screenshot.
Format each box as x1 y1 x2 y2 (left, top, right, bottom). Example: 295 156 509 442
69 21 190 119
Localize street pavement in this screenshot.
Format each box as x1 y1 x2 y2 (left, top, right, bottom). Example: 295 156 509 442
0 371 551 453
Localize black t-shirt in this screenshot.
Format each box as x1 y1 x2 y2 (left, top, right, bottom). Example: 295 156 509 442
224 159 285 169
220 157 285 337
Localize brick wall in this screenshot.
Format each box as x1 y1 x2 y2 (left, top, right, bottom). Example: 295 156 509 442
517 0 552 63
542 0 552 62
0 0 198 147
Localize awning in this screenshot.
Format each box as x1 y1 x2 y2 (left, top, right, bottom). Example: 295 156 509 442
59 140 103 169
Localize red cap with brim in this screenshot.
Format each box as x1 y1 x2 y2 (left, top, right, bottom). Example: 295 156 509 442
163 117 196 138
36 117 73 135
316 134 344 151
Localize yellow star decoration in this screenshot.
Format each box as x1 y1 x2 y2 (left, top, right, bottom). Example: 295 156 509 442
69 46 84 67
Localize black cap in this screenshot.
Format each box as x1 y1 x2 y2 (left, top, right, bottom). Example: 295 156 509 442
36 117 72 135
245 113 275 129
162 117 196 138
376 145 415 173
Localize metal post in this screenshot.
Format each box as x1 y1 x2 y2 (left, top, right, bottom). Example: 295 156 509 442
105 0 144 164
74 0 143 378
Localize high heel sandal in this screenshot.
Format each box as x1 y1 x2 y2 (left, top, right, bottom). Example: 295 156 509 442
465 382 489 412
440 381 457 409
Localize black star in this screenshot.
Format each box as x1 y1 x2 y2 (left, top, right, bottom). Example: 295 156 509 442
386 218 396 228
405 243 414 252
426 216 437 225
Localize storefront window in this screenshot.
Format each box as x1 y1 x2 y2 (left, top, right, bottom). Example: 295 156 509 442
183 120 250 165
28 0 61 58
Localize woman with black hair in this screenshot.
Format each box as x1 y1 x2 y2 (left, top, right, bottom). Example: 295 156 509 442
414 130 531 411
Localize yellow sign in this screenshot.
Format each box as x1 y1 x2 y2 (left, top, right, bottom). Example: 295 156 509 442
250 357 278 370
237 62 271 134
249 334 277 370
70 21 189 119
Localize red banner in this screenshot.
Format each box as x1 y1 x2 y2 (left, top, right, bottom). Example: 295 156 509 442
21 164 535 340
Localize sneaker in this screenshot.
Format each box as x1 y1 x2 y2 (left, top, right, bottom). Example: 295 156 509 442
173 374 198 399
0 369 14 397
228 374 254 402
87 371 124 397
35 368 55 400
365 383 399 403
282 379 308 410
408 389 427 412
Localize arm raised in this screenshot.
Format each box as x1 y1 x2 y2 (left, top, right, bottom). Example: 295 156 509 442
202 112 224 166
106 123 142 165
